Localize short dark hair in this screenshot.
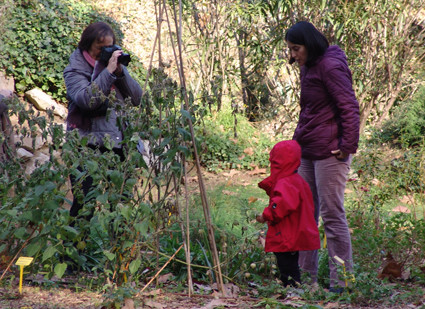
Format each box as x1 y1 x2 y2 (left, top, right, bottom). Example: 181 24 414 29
78 22 116 52
285 21 329 67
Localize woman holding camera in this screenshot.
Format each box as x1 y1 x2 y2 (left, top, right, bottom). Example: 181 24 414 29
285 21 359 292
63 21 142 219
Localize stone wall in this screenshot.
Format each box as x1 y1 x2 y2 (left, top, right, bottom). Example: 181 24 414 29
1 72 73 206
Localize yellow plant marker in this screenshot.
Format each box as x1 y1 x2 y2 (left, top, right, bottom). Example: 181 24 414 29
334 255 352 288
323 234 327 249
15 257 34 294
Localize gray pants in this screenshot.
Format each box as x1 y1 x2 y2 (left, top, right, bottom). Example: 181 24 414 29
298 155 353 288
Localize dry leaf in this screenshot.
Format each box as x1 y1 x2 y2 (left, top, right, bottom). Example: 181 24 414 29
258 235 265 248
185 176 198 183
194 283 212 292
222 190 237 196
378 253 402 280
197 299 230 309
223 169 239 177
222 283 240 297
244 147 254 156
324 302 340 308
345 188 353 194
209 283 240 298
248 196 258 204
157 273 172 283
141 289 162 297
247 167 267 175
391 206 411 213
399 195 413 204
143 299 165 309
122 298 135 309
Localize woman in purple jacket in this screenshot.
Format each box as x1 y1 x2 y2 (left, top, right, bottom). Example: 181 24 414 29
285 21 360 292
64 22 142 219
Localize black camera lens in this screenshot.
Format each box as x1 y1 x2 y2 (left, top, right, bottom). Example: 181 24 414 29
99 45 131 66
118 53 131 66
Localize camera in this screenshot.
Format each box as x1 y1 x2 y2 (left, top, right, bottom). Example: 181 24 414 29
99 44 131 66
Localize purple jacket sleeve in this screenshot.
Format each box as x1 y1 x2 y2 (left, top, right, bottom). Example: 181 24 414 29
322 61 360 154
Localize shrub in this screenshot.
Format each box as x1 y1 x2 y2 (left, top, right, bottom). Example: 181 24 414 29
372 85 425 147
197 107 281 171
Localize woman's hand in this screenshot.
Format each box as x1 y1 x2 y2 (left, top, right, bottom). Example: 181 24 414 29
106 50 123 76
331 149 349 160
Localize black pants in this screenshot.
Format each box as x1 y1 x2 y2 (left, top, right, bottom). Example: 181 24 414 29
274 251 301 287
69 146 125 220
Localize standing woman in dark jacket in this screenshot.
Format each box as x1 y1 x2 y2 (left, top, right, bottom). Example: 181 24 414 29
285 21 360 292
64 22 142 219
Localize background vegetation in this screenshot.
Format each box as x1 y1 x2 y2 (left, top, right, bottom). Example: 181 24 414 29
0 0 425 308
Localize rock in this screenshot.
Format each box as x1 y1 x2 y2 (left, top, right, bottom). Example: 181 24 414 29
25 88 67 119
17 148 34 161
0 72 14 93
20 134 45 151
25 151 50 175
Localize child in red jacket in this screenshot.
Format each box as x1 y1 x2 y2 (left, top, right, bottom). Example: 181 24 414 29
256 140 320 287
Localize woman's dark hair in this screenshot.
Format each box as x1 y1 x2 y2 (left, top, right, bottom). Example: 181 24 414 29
78 22 116 52
285 21 329 67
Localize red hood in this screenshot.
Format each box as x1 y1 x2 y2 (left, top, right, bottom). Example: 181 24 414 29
258 140 301 195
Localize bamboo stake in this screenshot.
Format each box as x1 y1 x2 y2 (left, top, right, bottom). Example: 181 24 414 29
172 169 194 296
138 244 183 294
165 0 224 294
183 159 193 295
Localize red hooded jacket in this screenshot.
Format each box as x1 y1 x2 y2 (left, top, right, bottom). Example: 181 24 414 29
258 140 320 253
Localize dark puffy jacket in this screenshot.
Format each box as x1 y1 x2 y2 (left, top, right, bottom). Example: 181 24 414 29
293 45 359 160
258 140 320 253
63 49 142 148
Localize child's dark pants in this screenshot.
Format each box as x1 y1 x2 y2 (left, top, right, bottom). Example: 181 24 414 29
274 251 300 287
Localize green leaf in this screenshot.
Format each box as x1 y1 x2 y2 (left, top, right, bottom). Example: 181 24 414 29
14 227 27 239
134 222 149 235
152 128 162 139
0 244 7 255
62 226 79 238
180 109 193 121
129 259 142 275
125 178 137 188
96 193 109 204
109 170 123 188
7 209 18 217
86 160 99 173
103 250 115 261
26 241 42 257
54 263 67 278
120 205 132 221
42 246 57 262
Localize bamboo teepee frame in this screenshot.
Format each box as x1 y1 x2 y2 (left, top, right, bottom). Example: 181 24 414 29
140 0 225 295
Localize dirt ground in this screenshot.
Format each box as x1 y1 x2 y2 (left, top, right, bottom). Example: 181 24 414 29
1 284 421 309
0 286 262 309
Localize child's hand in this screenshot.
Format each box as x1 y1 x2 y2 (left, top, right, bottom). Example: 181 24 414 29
256 214 265 223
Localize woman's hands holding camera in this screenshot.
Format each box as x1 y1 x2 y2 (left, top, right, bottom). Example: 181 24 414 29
106 50 123 76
